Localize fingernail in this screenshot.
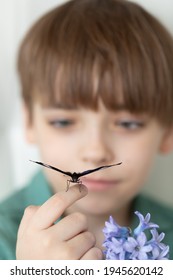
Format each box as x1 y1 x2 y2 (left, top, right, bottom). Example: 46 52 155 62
79 184 88 194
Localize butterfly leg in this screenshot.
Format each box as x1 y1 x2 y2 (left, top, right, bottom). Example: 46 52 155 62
78 180 83 192
66 180 71 192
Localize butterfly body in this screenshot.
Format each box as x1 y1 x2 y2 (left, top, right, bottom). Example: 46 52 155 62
30 160 122 191
70 172 80 183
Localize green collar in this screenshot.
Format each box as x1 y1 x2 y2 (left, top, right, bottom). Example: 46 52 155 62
25 171 53 205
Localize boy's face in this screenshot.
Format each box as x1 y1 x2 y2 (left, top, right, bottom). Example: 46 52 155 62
25 100 172 217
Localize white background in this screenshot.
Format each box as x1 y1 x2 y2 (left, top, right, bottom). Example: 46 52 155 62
0 260 173 279
0 0 173 207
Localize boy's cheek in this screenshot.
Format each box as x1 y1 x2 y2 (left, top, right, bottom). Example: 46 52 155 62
158 129 173 154
24 125 37 144
22 103 37 144
23 122 36 144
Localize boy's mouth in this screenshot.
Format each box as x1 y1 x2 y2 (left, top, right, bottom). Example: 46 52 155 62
81 178 120 191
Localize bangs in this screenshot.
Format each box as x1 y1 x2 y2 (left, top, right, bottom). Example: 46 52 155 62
38 29 172 124
18 0 173 126
39 50 124 111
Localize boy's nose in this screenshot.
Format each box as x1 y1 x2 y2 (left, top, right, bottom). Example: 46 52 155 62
80 130 114 165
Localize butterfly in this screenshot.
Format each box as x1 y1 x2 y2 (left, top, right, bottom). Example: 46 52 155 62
30 160 122 191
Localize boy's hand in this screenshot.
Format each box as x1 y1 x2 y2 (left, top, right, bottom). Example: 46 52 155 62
16 184 103 260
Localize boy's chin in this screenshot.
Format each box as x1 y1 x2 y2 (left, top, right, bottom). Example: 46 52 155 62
75 195 119 216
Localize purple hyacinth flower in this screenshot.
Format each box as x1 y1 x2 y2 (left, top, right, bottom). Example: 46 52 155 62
152 245 169 260
103 237 126 260
150 228 166 249
134 211 159 236
148 229 169 259
124 232 152 260
102 211 169 260
102 215 130 240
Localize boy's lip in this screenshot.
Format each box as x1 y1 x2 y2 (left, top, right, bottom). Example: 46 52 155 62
81 178 120 191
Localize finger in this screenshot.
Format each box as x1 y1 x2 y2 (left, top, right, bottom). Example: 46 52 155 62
63 231 96 259
81 247 103 260
49 212 88 241
31 184 88 230
18 205 40 237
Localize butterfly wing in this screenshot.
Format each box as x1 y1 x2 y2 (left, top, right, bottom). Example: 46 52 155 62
30 160 72 177
78 162 122 178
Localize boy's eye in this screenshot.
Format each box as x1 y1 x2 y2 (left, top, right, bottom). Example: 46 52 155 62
115 120 144 130
48 119 75 127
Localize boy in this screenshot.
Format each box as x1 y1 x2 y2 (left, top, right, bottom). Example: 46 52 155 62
0 0 173 259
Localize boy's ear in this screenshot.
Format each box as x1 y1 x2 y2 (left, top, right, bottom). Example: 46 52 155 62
22 103 36 144
159 128 173 154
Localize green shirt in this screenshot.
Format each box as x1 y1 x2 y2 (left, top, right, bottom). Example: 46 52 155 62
0 171 173 259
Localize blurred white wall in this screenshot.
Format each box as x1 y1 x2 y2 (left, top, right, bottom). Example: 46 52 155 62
0 0 68 201
0 0 173 207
